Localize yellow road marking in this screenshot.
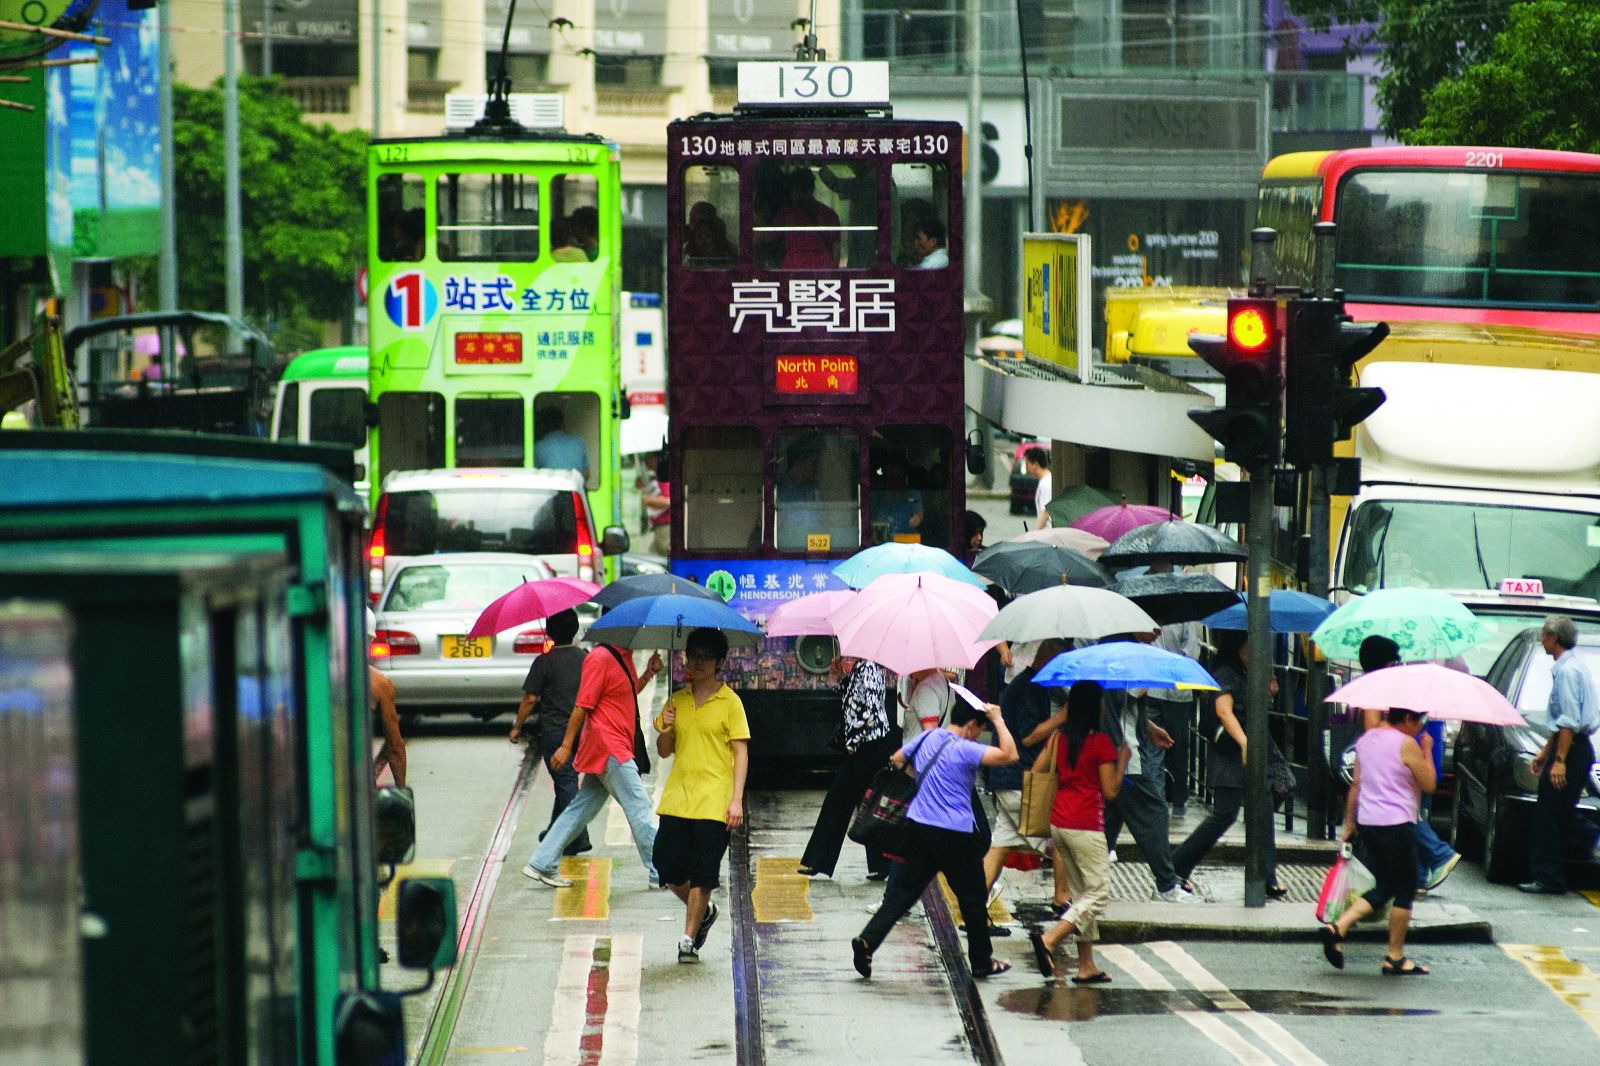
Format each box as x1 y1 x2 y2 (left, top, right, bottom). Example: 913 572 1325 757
752 856 813 922
377 859 455 920
935 873 1011 925
1582 890 1600 911
1503 944 1600 1040
552 857 612 919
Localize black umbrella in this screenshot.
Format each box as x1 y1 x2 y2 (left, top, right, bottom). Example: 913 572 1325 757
1114 572 1240 625
590 572 723 609
972 540 1112 594
1099 520 1247 567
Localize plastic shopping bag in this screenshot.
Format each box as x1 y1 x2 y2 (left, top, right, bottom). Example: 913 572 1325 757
1314 845 1354 925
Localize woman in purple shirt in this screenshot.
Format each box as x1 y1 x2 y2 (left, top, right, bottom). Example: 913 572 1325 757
851 697 1018 980
1320 706 1437 975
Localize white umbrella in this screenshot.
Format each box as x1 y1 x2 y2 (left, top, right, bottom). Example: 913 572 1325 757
979 584 1157 644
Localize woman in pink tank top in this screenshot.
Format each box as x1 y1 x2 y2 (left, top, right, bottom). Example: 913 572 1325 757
1319 708 1437 976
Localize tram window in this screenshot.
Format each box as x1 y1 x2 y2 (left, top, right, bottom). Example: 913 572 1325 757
683 425 762 551
378 392 446 481
456 395 526 467
551 174 600 262
309 386 367 449
890 163 950 269
870 426 952 550
682 165 739 268
436 172 538 262
774 430 861 552
753 162 877 270
535 392 599 488
275 382 300 441
377 173 426 262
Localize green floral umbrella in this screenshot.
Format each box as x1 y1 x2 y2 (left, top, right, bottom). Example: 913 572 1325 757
1311 588 1489 664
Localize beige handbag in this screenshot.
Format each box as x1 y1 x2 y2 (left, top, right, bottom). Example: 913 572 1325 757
1018 734 1060 837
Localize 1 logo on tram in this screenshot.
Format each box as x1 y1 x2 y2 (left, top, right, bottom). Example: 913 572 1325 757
384 270 440 330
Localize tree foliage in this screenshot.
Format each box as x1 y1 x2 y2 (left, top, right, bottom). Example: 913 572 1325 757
173 77 367 346
1406 2 1600 150
1284 0 1515 138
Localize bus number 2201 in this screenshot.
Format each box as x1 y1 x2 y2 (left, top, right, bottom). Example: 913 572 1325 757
1465 151 1503 168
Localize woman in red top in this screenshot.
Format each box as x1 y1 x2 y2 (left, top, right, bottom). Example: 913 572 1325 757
1027 681 1130 982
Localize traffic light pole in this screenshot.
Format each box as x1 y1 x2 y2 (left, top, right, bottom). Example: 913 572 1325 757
1303 222 1338 839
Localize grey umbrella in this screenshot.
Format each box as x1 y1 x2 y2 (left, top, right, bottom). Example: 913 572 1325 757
1114 571 1240 625
978 585 1157 643
1099 520 1247 567
972 540 1112 595
590 572 722 609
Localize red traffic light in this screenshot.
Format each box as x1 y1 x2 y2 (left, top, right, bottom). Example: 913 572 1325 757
1227 301 1276 353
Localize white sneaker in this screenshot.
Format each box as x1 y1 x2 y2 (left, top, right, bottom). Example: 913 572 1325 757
677 936 699 964
1107 848 1118 863
986 877 1005 908
522 863 573 888
1152 885 1202 904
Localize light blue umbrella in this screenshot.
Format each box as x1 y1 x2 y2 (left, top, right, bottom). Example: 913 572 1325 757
586 593 761 650
1035 640 1220 691
1200 589 1337 634
832 542 985 589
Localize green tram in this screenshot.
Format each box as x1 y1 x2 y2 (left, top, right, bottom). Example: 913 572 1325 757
366 110 627 578
0 431 453 1064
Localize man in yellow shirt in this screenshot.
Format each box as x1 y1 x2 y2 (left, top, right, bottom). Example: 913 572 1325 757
653 627 751 963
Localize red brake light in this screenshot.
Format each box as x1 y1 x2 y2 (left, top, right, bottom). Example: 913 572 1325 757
512 627 548 654
372 629 420 656
572 491 596 582
368 496 390 603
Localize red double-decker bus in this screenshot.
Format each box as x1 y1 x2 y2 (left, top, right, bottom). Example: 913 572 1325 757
664 66 970 766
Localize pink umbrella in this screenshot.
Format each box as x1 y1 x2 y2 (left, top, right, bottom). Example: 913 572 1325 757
1326 663 1524 725
766 590 854 637
1068 503 1178 542
1011 526 1111 559
467 576 600 638
828 572 998 675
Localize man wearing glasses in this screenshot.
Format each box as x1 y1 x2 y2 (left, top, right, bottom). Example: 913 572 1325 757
654 628 751 963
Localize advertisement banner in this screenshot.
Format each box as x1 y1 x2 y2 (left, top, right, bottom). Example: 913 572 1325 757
1021 233 1092 380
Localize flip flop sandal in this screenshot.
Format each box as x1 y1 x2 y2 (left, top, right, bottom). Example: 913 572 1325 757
1029 931 1056 977
1071 971 1113 985
1382 956 1430 976
1319 923 1345 970
975 960 1012 979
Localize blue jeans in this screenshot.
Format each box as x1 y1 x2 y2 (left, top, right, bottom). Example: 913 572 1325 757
1413 797 1455 882
528 756 658 880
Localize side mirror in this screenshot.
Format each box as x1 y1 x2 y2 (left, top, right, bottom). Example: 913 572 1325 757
353 462 367 483
364 401 382 428
619 392 633 420
601 525 630 556
965 428 988 477
334 990 405 1066
397 876 457 971
374 786 416 867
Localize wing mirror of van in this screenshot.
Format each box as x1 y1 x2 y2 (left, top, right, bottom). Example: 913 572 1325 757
374 786 416 868
364 401 382 428
390 876 459 996
601 525 630 556
965 429 988 478
334 990 405 1064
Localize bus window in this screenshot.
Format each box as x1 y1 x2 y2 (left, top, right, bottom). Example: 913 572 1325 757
535 392 599 488
551 173 600 262
684 426 762 551
1256 180 1321 290
275 381 300 441
870 427 952 549
890 163 949 269
754 162 877 270
378 392 446 481
436 172 538 262
309 386 367 449
774 430 860 552
456 395 526 467
682 165 739 267
376 173 425 262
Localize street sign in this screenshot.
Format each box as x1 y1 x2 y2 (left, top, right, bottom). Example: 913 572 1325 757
1021 233 1093 380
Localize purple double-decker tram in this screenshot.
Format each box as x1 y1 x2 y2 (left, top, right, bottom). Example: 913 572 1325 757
665 90 970 767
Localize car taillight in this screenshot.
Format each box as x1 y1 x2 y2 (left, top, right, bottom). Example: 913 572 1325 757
573 491 595 583
513 628 549 654
368 496 390 603
372 629 420 657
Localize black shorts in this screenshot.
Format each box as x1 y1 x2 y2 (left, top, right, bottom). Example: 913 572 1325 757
652 814 729 889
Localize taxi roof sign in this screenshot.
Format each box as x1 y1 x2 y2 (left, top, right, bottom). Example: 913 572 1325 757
1500 577 1545 597
737 62 890 108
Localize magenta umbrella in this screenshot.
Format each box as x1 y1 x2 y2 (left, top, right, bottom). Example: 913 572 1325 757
828 572 998 675
468 576 601 638
1326 663 1524 725
1068 503 1179 543
766 590 855 637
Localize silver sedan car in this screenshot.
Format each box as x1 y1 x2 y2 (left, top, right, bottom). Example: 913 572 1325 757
372 552 557 719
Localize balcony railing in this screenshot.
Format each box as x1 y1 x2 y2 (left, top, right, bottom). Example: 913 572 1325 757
595 86 675 116
282 76 355 116
1269 71 1369 132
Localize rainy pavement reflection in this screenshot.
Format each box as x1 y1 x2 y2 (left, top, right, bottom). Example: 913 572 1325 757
995 985 1448 1022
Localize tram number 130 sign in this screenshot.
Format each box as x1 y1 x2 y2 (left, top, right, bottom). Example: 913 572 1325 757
737 62 890 108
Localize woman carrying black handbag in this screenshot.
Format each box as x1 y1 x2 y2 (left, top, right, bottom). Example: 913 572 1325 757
797 657 898 880
850 697 1018 981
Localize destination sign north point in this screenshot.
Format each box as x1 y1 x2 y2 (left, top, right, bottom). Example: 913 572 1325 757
775 355 859 395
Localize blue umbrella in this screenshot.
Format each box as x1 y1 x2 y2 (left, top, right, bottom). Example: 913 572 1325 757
1200 589 1337 634
832 542 985 589
586 593 762 650
1035 640 1219 691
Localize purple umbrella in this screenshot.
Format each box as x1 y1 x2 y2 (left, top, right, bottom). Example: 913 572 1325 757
1068 503 1178 543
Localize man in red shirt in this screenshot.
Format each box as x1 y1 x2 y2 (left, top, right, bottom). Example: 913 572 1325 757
523 643 663 887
